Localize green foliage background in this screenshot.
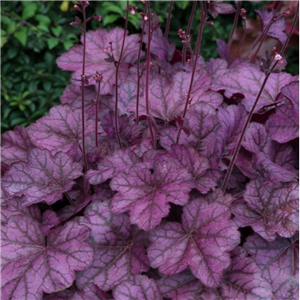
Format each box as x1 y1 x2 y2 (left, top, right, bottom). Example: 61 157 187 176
1 1 298 132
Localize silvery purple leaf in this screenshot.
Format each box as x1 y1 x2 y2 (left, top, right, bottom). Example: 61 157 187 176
208 2 236 19
267 81 299 143
257 9 287 44
233 179 298 241
1 126 34 165
110 154 192 231
57 28 141 94
2 149 82 205
76 201 149 291
147 192 240 287
27 105 97 158
156 271 202 300
44 283 112 300
244 233 299 300
216 39 230 61
1 216 93 300
211 63 295 112
113 275 162 300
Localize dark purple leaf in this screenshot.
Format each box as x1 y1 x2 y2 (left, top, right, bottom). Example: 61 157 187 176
76 201 149 291
244 233 299 300
1 216 93 300
208 2 236 18
156 271 202 300
233 179 298 241
267 81 299 143
113 275 162 300
147 192 240 287
257 9 287 44
2 149 82 205
1 126 34 165
57 28 141 94
110 154 192 231
211 63 295 112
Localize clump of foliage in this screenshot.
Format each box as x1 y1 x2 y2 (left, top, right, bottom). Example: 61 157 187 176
1 1 299 300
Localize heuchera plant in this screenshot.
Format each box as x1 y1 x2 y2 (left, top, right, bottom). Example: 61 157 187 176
1 1 299 299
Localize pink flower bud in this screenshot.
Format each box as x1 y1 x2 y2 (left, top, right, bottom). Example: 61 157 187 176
93 15 102 22
144 15 148 21
131 8 135 14
274 53 282 61
82 1 89 8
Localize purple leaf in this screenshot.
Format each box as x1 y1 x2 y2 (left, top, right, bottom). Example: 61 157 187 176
44 283 112 300
208 2 236 18
156 271 202 300
267 81 299 143
207 58 228 79
57 28 141 94
113 275 162 300
1 216 93 300
233 179 299 241
76 201 149 291
211 63 295 112
1 126 34 165
257 9 287 44
143 13 175 62
128 70 211 122
110 154 192 231
170 144 216 193
244 233 299 300
2 149 82 205
216 39 230 61
42 210 60 236
202 247 272 299
27 105 97 157
86 148 143 185
147 192 240 287
218 104 248 157
1 196 41 223
238 122 297 183
60 84 97 115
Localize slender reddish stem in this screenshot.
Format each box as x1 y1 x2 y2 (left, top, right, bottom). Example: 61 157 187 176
114 1 130 149
221 72 271 192
176 1 207 143
164 0 173 38
182 1 197 65
95 79 101 147
145 1 156 149
235 19 247 57
222 4 299 192
135 13 146 125
81 2 88 171
228 1 242 52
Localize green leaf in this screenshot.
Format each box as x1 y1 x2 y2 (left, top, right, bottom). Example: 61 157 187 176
35 14 51 26
7 47 18 59
47 38 58 49
1 36 8 47
1 16 12 26
51 26 62 37
102 3 123 15
43 81 52 92
7 21 17 34
175 1 189 10
63 41 73 50
22 2 38 20
37 24 49 33
103 15 120 26
14 29 27 46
